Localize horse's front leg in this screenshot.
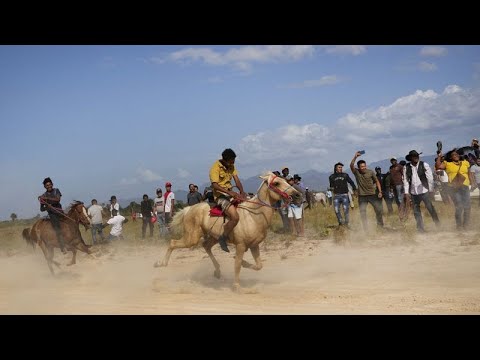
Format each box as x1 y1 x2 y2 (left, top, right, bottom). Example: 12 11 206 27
233 243 246 292
249 245 263 271
67 248 77 266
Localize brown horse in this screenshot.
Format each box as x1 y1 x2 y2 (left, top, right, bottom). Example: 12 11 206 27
153 172 300 291
22 201 92 275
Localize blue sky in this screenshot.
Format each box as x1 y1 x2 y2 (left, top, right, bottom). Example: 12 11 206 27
1 45 479 220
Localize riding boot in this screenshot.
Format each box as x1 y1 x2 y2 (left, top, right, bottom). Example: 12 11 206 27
218 234 230 253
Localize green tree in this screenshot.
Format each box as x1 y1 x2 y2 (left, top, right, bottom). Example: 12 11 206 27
10 213 17 222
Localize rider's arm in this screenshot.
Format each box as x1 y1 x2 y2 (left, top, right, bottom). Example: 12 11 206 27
233 174 246 197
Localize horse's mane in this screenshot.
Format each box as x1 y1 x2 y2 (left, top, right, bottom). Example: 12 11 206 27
65 200 84 215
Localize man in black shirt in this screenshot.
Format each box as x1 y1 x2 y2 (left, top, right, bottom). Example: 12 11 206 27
38 177 67 253
140 194 154 239
329 162 357 227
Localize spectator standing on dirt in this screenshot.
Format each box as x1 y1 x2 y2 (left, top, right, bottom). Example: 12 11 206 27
329 162 357 228
140 194 154 239
350 152 384 231
87 199 105 245
404 150 440 233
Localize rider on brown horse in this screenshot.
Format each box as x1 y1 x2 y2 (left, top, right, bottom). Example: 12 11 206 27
38 177 67 254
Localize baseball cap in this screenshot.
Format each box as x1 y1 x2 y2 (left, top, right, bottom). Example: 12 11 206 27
390 157 397 161
285 175 293 180
473 138 479 143
110 195 116 201
165 182 172 187
156 188 162 193
282 166 289 171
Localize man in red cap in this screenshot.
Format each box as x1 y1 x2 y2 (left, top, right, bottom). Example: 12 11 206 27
164 182 175 230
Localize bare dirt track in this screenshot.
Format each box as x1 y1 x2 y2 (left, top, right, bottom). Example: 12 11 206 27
1 229 480 314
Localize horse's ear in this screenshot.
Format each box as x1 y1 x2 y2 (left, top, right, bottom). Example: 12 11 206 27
259 173 270 181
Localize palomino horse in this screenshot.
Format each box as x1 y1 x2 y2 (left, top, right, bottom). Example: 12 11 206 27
313 192 327 207
22 201 92 275
153 172 300 291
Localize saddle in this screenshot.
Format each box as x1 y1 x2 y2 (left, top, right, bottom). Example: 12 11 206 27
208 199 242 217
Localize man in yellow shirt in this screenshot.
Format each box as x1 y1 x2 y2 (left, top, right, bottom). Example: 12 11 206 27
209 148 247 252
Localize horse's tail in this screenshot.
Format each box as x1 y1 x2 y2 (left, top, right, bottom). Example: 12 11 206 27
170 206 192 237
22 228 36 250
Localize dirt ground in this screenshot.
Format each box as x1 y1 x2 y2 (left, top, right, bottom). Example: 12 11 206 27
1 227 480 314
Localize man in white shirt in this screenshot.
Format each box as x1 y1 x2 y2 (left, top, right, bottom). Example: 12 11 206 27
153 188 167 237
403 150 440 233
109 195 120 218
164 182 175 230
87 198 105 244
106 209 128 241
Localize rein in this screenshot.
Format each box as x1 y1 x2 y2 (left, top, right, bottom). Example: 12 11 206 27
238 175 294 210
38 197 82 223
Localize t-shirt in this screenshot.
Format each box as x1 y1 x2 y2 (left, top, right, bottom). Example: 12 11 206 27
42 188 62 213
209 159 238 199
443 160 471 186
164 191 175 213
107 215 126 236
153 196 164 213
471 164 480 183
187 191 203 206
353 168 378 196
109 202 120 217
389 164 404 186
87 204 103 224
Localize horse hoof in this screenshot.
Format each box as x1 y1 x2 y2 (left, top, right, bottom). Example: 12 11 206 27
214 269 221 279
232 283 244 293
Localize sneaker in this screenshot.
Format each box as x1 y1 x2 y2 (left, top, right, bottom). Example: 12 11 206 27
218 235 230 253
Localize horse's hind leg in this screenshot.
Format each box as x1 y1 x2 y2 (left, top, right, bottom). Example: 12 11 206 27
203 236 221 279
67 249 77 266
154 237 191 267
38 241 55 275
154 225 204 268
241 245 263 271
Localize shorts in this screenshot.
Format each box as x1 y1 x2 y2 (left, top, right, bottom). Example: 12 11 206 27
288 204 303 219
216 195 234 213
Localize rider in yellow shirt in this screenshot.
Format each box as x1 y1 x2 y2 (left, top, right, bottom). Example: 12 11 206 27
209 148 247 252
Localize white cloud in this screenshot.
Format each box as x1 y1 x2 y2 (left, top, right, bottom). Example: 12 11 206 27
325 45 367 56
418 61 438 72
119 167 161 186
237 85 480 172
420 46 448 57
285 75 343 88
137 168 161 182
177 168 191 179
155 46 315 71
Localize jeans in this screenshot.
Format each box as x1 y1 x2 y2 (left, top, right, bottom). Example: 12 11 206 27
142 217 154 238
411 192 440 231
157 213 168 237
393 184 404 207
451 185 471 229
91 223 105 244
333 194 350 225
358 195 384 230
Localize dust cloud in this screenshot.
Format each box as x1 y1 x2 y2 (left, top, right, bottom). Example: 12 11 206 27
1 228 480 314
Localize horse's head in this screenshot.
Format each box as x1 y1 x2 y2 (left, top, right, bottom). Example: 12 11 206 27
259 172 300 204
69 201 91 230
